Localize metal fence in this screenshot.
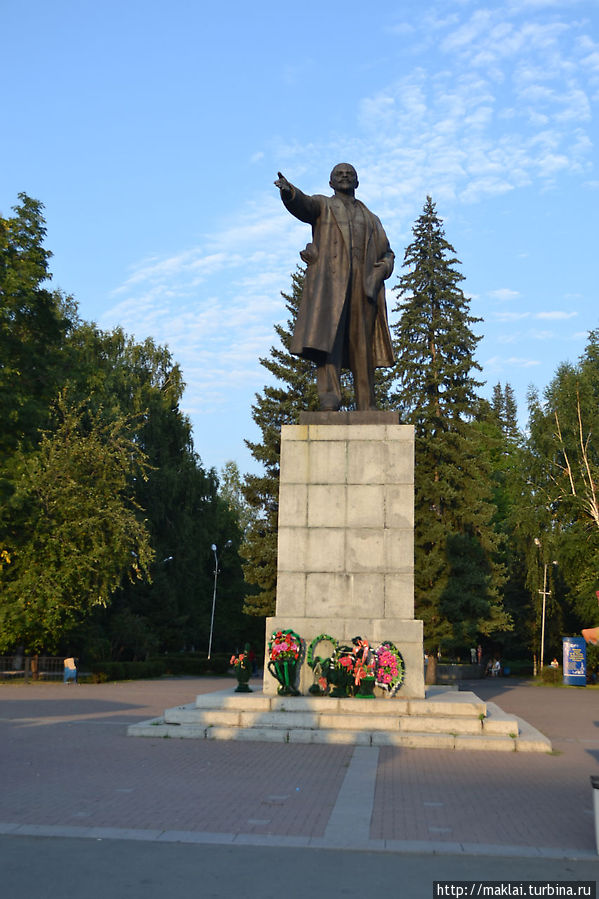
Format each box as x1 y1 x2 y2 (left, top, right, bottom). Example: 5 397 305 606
0 655 65 681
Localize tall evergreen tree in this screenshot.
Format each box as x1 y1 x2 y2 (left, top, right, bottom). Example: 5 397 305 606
491 382 520 443
241 267 323 617
484 384 535 659
390 197 508 651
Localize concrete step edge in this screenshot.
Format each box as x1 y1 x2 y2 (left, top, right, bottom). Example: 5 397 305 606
126 718 549 752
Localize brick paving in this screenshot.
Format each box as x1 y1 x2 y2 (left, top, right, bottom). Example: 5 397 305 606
371 679 599 852
0 678 351 838
1 675 599 857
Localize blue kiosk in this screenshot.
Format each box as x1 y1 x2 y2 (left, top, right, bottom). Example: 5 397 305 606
562 636 586 686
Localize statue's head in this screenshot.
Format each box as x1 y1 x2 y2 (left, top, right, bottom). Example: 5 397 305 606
330 163 358 194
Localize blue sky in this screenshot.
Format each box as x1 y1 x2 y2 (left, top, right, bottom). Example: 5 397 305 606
2 0 598 475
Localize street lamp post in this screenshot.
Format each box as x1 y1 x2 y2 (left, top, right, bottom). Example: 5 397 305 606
539 559 549 674
534 538 557 674
208 541 232 660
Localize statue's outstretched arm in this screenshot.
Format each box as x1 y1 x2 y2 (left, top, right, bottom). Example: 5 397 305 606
275 172 320 225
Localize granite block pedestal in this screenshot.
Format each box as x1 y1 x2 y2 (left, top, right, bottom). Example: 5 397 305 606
264 411 425 699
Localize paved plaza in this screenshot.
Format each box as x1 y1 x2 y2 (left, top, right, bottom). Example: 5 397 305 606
1 675 598 896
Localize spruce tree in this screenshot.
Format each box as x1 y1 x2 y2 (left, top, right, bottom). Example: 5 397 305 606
241 267 323 617
390 197 508 652
485 383 534 659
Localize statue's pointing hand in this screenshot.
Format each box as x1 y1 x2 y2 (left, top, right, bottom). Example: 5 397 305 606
274 172 292 195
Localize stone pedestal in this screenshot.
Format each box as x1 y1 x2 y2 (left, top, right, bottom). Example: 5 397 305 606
265 412 424 699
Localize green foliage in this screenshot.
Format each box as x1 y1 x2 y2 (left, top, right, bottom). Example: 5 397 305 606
478 385 535 658
61 325 254 658
219 460 256 536
390 197 508 651
0 392 154 652
391 196 483 422
241 267 320 617
539 665 562 685
0 192 256 659
523 332 599 629
88 653 232 681
0 195 72 458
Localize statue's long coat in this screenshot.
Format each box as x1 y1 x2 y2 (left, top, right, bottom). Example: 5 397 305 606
283 186 395 368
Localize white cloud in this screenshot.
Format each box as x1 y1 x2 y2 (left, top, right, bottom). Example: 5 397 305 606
530 329 555 340
491 311 531 322
484 354 541 369
506 356 542 367
360 4 597 214
535 310 578 320
489 288 521 301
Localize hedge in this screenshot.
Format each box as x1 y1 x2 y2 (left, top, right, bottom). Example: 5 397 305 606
89 654 231 682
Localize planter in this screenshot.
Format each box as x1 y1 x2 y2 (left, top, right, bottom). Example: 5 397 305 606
327 667 352 698
355 676 376 699
234 666 253 693
268 659 300 696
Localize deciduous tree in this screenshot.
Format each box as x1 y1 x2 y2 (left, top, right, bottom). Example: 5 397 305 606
0 392 154 652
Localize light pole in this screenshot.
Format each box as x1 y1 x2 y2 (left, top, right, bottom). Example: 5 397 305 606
534 538 557 673
208 541 232 660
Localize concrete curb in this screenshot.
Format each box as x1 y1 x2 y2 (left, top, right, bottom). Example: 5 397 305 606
1 822 596 861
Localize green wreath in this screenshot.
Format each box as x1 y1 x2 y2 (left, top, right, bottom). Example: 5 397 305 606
307 634 338 669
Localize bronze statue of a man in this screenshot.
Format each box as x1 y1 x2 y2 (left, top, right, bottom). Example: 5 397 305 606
275 163 395 411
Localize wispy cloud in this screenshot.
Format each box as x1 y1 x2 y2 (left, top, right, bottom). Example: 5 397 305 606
507 356 542 367
491 311 531 322
530 329 556 340
489 288 521 301
349 6 597 209
485 354 542 369
535 310 578 319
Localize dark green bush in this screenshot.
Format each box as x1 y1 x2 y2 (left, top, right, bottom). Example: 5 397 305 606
206 656 230 675
88 653 232 682
150 653 231 676
89 660 167 681
540 665 561 685
502 659 533 677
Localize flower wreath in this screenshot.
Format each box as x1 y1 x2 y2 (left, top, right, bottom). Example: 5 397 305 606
374 641 405 696
268 628 303 663
330 644 356 676
307 634 338 669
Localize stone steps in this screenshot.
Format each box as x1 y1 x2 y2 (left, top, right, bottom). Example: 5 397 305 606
127 688 552 753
